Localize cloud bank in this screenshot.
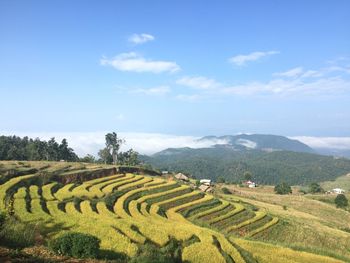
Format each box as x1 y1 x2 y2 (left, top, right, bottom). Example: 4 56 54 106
291 136 350 150
2 132 350 157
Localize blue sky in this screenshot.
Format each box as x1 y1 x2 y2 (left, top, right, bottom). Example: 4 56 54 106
1 0 350 147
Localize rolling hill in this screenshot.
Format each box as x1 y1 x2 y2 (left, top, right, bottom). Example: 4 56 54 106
142 145 350 185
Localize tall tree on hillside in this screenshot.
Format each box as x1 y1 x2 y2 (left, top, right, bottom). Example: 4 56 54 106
105 132 124 165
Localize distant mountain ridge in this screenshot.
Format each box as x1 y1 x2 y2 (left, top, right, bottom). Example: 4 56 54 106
198 134 314 153
142 134 350 185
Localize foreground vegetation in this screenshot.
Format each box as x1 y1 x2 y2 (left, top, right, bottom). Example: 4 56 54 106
0 161 347 262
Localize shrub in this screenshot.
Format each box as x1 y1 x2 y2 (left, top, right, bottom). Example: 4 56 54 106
129 238 182 263
308 182 324 194
49 232 100 259
0 216 36 248
274 183 292 195
221 187 232 195
335 194 348 208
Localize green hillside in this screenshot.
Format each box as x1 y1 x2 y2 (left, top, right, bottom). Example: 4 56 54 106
0 161 345 263
142 147 350 185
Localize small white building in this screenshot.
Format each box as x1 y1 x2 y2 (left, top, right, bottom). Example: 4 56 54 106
161 171 169 175
332 188 345 194
245 180 256 188
200 179 212 186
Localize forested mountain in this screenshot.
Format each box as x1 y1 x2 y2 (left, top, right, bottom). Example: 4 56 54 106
199 134 314 153
142 146 350 185
0 135 78 161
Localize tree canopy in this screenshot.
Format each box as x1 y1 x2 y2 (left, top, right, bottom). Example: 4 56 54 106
0 135 78 162
274 182 292 195
335 194 348 208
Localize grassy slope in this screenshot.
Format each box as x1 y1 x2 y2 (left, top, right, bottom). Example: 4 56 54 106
222 184 350 262
321 173 350 191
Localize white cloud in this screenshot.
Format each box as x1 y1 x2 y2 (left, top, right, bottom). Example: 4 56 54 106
235 139 257 149
175 67 350 98
132 86 171 96
176 76 221 90
229 50 280 66
128 33 155 44
222 76 350 96
100 52 180 73
274 67 304 78
291 136 350 150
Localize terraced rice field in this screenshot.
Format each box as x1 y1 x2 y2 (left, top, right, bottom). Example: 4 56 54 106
0 161 344 263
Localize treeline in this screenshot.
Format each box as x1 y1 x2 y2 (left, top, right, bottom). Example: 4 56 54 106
0 135 78 161
0 133 141 166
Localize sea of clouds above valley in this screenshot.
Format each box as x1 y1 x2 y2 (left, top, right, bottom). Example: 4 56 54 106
1 131 350 157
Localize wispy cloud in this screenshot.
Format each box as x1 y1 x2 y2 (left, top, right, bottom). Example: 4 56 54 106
229 50 280 66
176 76 221 90
176 61 350 98
222 76 350 96
128 33 155 44
274 67 304 78
100 52 180 73
132 86 171 96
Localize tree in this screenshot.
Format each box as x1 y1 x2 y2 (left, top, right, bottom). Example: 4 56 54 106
80 154 96 163
274 182 292 195
105 132 124 165
98 148 113 164
244 171 252 181
309 182 324 194
58 139 78 161
335 194 348 208
119 149 139 166
47 138 59 161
